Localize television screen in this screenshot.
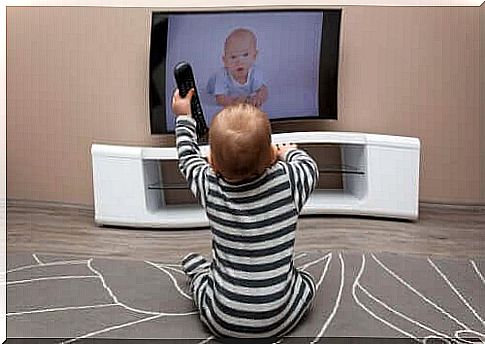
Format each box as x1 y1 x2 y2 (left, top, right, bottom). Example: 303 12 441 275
149 9 341 134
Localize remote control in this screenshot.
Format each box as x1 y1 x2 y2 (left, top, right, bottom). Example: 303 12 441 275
174 61 208 140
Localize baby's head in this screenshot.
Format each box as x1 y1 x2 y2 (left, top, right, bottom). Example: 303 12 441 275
223 28 258 81
209 103 276 182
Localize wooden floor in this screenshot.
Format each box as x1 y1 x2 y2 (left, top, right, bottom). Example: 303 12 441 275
7 199 485 262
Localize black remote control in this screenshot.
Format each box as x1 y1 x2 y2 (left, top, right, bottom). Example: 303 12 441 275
174 61 208 140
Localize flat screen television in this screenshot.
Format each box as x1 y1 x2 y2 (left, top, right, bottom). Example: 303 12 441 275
149 9 342 135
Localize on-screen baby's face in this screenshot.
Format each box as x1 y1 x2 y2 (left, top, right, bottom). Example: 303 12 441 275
223 33 257 81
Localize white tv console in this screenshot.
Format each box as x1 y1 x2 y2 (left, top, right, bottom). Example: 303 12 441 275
91 132 420 228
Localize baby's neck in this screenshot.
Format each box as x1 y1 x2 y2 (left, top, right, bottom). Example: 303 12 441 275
222 173 260 184
219 160 277 185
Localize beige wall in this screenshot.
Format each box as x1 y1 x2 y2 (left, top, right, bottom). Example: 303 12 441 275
481 2 485 201
7 6 482 206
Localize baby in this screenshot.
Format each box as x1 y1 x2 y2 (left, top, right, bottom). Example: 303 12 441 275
173 88 318 339
207 28 268 108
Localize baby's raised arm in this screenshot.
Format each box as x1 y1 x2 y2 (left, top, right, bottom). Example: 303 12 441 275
277 143 319 212
172 89 210 207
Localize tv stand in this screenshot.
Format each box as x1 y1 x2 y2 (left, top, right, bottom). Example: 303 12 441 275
91 132 420 228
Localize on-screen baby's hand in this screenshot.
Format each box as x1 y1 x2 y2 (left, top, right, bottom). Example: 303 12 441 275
249 94 265 108
234 95 248 105
249 87 268 108
172 88 195 116
275 143 298 160
215 95 248 107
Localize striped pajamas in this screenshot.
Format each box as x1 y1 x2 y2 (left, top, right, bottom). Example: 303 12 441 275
176 116 319 339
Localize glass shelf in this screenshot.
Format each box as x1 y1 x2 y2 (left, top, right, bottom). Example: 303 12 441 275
318 164 365 175
148 164 364 190
148 183 188 190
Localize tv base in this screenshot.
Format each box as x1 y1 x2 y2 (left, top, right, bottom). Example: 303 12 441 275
91 131 420 228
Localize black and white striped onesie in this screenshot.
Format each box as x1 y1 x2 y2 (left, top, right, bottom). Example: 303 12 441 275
176 116 319 339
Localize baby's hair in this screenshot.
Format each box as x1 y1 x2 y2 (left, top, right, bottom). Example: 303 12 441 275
209 103 273 181
224 28 257 53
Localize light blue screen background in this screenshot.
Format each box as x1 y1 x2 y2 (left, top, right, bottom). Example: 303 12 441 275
164 12 323 132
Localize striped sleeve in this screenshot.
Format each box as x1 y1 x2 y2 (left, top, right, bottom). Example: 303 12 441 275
283 149 319 212
175 115 209 207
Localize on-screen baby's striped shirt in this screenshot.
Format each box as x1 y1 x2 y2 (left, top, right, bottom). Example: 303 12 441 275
176 116 319 338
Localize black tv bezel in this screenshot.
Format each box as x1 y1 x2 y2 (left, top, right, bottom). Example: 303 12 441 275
149 8 342 135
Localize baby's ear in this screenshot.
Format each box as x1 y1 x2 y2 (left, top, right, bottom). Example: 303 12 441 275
208 151 218 172
271 144 279 163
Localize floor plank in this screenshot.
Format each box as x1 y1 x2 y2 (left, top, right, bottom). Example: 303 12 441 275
6 199 485 262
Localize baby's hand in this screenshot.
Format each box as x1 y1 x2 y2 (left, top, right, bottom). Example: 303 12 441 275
276 143 298 160
248 95 261 108
249 91 266 108
233 95 248 105
252 86 268 108
172 88 195 116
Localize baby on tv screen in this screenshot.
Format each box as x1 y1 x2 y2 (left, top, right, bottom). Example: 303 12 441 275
149 10 341 134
